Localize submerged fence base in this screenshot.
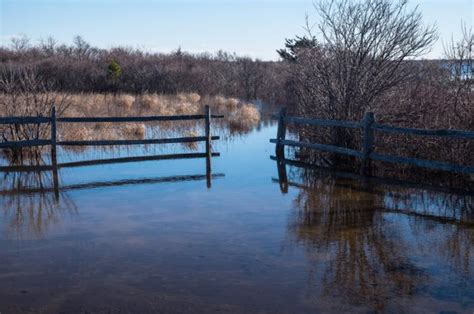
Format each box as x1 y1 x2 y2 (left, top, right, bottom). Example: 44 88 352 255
271 108 474 176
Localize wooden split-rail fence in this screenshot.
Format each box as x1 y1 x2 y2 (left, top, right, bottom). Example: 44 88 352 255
0 105 223 192
271 108 474 175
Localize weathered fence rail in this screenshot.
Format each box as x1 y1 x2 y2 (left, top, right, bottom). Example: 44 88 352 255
271 108 474 175
0 116 51 125
0 105 222 153
0 105 223 190
56 114 224 123
57 136 220 147
0 139 51 149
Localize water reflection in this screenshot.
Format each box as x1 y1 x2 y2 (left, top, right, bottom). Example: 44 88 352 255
275 157 474 311
0 121 472 312
287 177 425 311
1 155 224 239
0 171 77 239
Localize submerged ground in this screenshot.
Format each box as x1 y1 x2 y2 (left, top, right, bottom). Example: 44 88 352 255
0 122 473 313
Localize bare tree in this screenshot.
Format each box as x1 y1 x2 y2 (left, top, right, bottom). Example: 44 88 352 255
444 23 473 124
73 35 92 58
282 0 438 121
279 0 438 169
10 34 30 52
39 36 58 56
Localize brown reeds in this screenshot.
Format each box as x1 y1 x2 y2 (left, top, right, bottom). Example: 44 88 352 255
228 103 261 132
1 90 262 159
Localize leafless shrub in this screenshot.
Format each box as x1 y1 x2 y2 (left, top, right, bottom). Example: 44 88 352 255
371 25 473 178
279 0 472 182
39 36 57 57
443 23 473 124
10 34 30 52
0 65 70 163
0 38 287 104
284 0 437 121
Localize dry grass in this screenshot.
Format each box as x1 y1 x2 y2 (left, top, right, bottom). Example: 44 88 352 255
141 94 161 111
115 95 135 110
60 92 261 132
134 93 201 116
228 103 261 132
1 91 262 158
177 92 201 103
212 95 239 113
0 67 260 162
181 130 199 150
121 123 146 138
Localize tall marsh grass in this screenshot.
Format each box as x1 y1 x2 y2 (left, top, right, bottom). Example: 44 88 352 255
1 91 262 161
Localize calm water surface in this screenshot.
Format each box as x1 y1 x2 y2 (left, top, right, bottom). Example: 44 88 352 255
0 123 473 313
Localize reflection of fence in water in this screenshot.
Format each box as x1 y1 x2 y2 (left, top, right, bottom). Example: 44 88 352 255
0 153 225 197
272 156 474 226
1 105 225 190
0 159 225 239
0 171 78 239
273 156 473 311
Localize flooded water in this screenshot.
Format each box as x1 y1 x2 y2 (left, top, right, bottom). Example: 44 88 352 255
0 121 473 313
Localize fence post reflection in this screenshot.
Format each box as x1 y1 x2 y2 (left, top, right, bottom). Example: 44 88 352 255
276 158 289 194
52 166 60 200
206 155 212 188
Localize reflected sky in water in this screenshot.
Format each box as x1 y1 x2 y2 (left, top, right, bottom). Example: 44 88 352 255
0 124 473 313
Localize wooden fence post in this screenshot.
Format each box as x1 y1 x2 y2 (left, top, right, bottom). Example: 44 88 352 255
276 107 287 157
51 107 59 198
361 112 375 176
204 105 212 188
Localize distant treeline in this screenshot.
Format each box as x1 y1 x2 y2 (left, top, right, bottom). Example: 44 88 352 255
0 36 287 103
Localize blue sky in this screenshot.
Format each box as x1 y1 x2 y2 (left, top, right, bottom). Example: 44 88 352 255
1 0 472 60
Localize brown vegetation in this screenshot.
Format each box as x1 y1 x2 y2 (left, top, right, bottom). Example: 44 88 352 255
0 0 472 183
0 71 262 159
228 104 261 132
279 0 472 181
0 67 69 162
0 37 287 103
